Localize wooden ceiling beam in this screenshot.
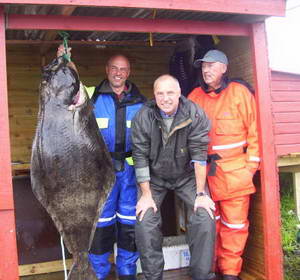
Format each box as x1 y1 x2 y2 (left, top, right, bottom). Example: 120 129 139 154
6 39 176 46
0 0 286 17
40 6 77 55
6 14 251 36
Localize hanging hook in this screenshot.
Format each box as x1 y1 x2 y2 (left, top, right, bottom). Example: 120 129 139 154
58 31 71 62
149 9 157 47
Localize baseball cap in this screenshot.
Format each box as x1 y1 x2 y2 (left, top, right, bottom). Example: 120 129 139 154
194 50 228 68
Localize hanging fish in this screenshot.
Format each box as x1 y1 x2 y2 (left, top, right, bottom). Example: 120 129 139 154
31 56 114 280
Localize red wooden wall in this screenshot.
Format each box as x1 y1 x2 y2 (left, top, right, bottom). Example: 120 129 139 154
271 70 300 156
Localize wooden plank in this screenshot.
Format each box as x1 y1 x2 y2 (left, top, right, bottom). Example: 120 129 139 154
273 112 300 123
279 166 300 173
0 11 20 280
10 139 34 148
0 8 14 210
18 268 193 280
272 101 300 112
7 14 251 36
293 173 300 220
271 71 300 81
271 80 300 91
275 133 300 145
7 39 175 47
0 211 19 280
278 155 300 167
9 127 36 135
19 254 116 276
274 123 300 135
271 91 300 102
9 107 38 115
0 0 286 16
19 259 72 276
250 22 283 280
12 163 31 171
243 180 266 278
276 144 300 157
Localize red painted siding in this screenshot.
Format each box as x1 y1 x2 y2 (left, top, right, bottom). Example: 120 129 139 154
0 7 19 280
271 70 300 156
251 23 283 280
0 0 286 17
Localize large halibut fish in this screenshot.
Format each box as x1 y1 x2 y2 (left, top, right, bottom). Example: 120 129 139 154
31 57 114 279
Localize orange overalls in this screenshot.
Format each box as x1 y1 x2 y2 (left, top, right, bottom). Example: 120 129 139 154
188 81 260 276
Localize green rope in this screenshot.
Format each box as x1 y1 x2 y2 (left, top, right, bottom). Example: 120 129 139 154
58 31 71 62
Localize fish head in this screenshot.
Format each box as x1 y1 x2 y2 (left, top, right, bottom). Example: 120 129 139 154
41 57 80 106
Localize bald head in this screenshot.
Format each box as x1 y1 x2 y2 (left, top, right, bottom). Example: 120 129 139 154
153 74 181 115
106 55 130 69
106 54 130 95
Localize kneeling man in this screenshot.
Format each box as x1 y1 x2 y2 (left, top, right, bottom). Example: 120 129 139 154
131 74 216 280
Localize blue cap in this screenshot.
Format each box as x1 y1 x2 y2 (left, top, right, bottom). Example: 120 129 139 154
194 50 228 68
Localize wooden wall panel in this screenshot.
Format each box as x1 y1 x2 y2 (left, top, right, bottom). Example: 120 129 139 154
275 123 300 134
217 37 266 280
272 80 300 91
272 71 300 81
271 91 300 102
217 36 254 86
274 112 300 123
275 134 300 145
277 144 300 156
7 44 172 164
271 71 300 156
241 177 266 280
272 101 300 112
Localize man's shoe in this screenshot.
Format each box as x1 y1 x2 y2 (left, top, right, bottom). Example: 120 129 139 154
222 275 240 280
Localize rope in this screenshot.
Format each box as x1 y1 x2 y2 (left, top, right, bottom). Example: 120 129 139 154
60 235 68 280
58 31 71 62
149 9 157 47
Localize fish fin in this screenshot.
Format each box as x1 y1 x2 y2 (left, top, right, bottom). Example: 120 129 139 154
67 252 98 280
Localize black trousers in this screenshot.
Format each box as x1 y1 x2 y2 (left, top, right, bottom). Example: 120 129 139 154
135 175 216 280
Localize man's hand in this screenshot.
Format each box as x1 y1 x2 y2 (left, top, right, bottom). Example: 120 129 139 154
57 44 71 58
136 193 157 222
194 195 215 219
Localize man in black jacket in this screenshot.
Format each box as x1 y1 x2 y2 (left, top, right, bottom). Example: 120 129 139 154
131 74 216 280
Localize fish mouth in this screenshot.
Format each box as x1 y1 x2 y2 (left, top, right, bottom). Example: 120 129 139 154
67 83 86 111
72 90 80 105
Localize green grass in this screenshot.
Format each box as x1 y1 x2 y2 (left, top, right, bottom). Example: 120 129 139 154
279 173 300 280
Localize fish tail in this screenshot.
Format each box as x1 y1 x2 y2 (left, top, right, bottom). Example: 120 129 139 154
67 252 98 280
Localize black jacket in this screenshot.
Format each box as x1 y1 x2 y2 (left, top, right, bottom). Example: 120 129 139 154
131 95 210 183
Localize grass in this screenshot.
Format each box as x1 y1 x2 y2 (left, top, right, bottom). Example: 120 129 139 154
279 173 300 280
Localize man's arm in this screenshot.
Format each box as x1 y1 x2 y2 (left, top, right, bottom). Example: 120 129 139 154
131 108 157 221
193 162 215 219
187 103 215 218
188 103 210 162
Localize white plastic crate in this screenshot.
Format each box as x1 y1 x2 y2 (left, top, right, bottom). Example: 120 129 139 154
114 236 191 274
162 244 190 270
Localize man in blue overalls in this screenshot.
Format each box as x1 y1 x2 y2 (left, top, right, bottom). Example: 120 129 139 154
57 46 146 280
87 55 146 280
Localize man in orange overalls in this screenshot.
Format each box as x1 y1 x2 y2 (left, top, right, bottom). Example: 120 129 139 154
188 50 260 280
